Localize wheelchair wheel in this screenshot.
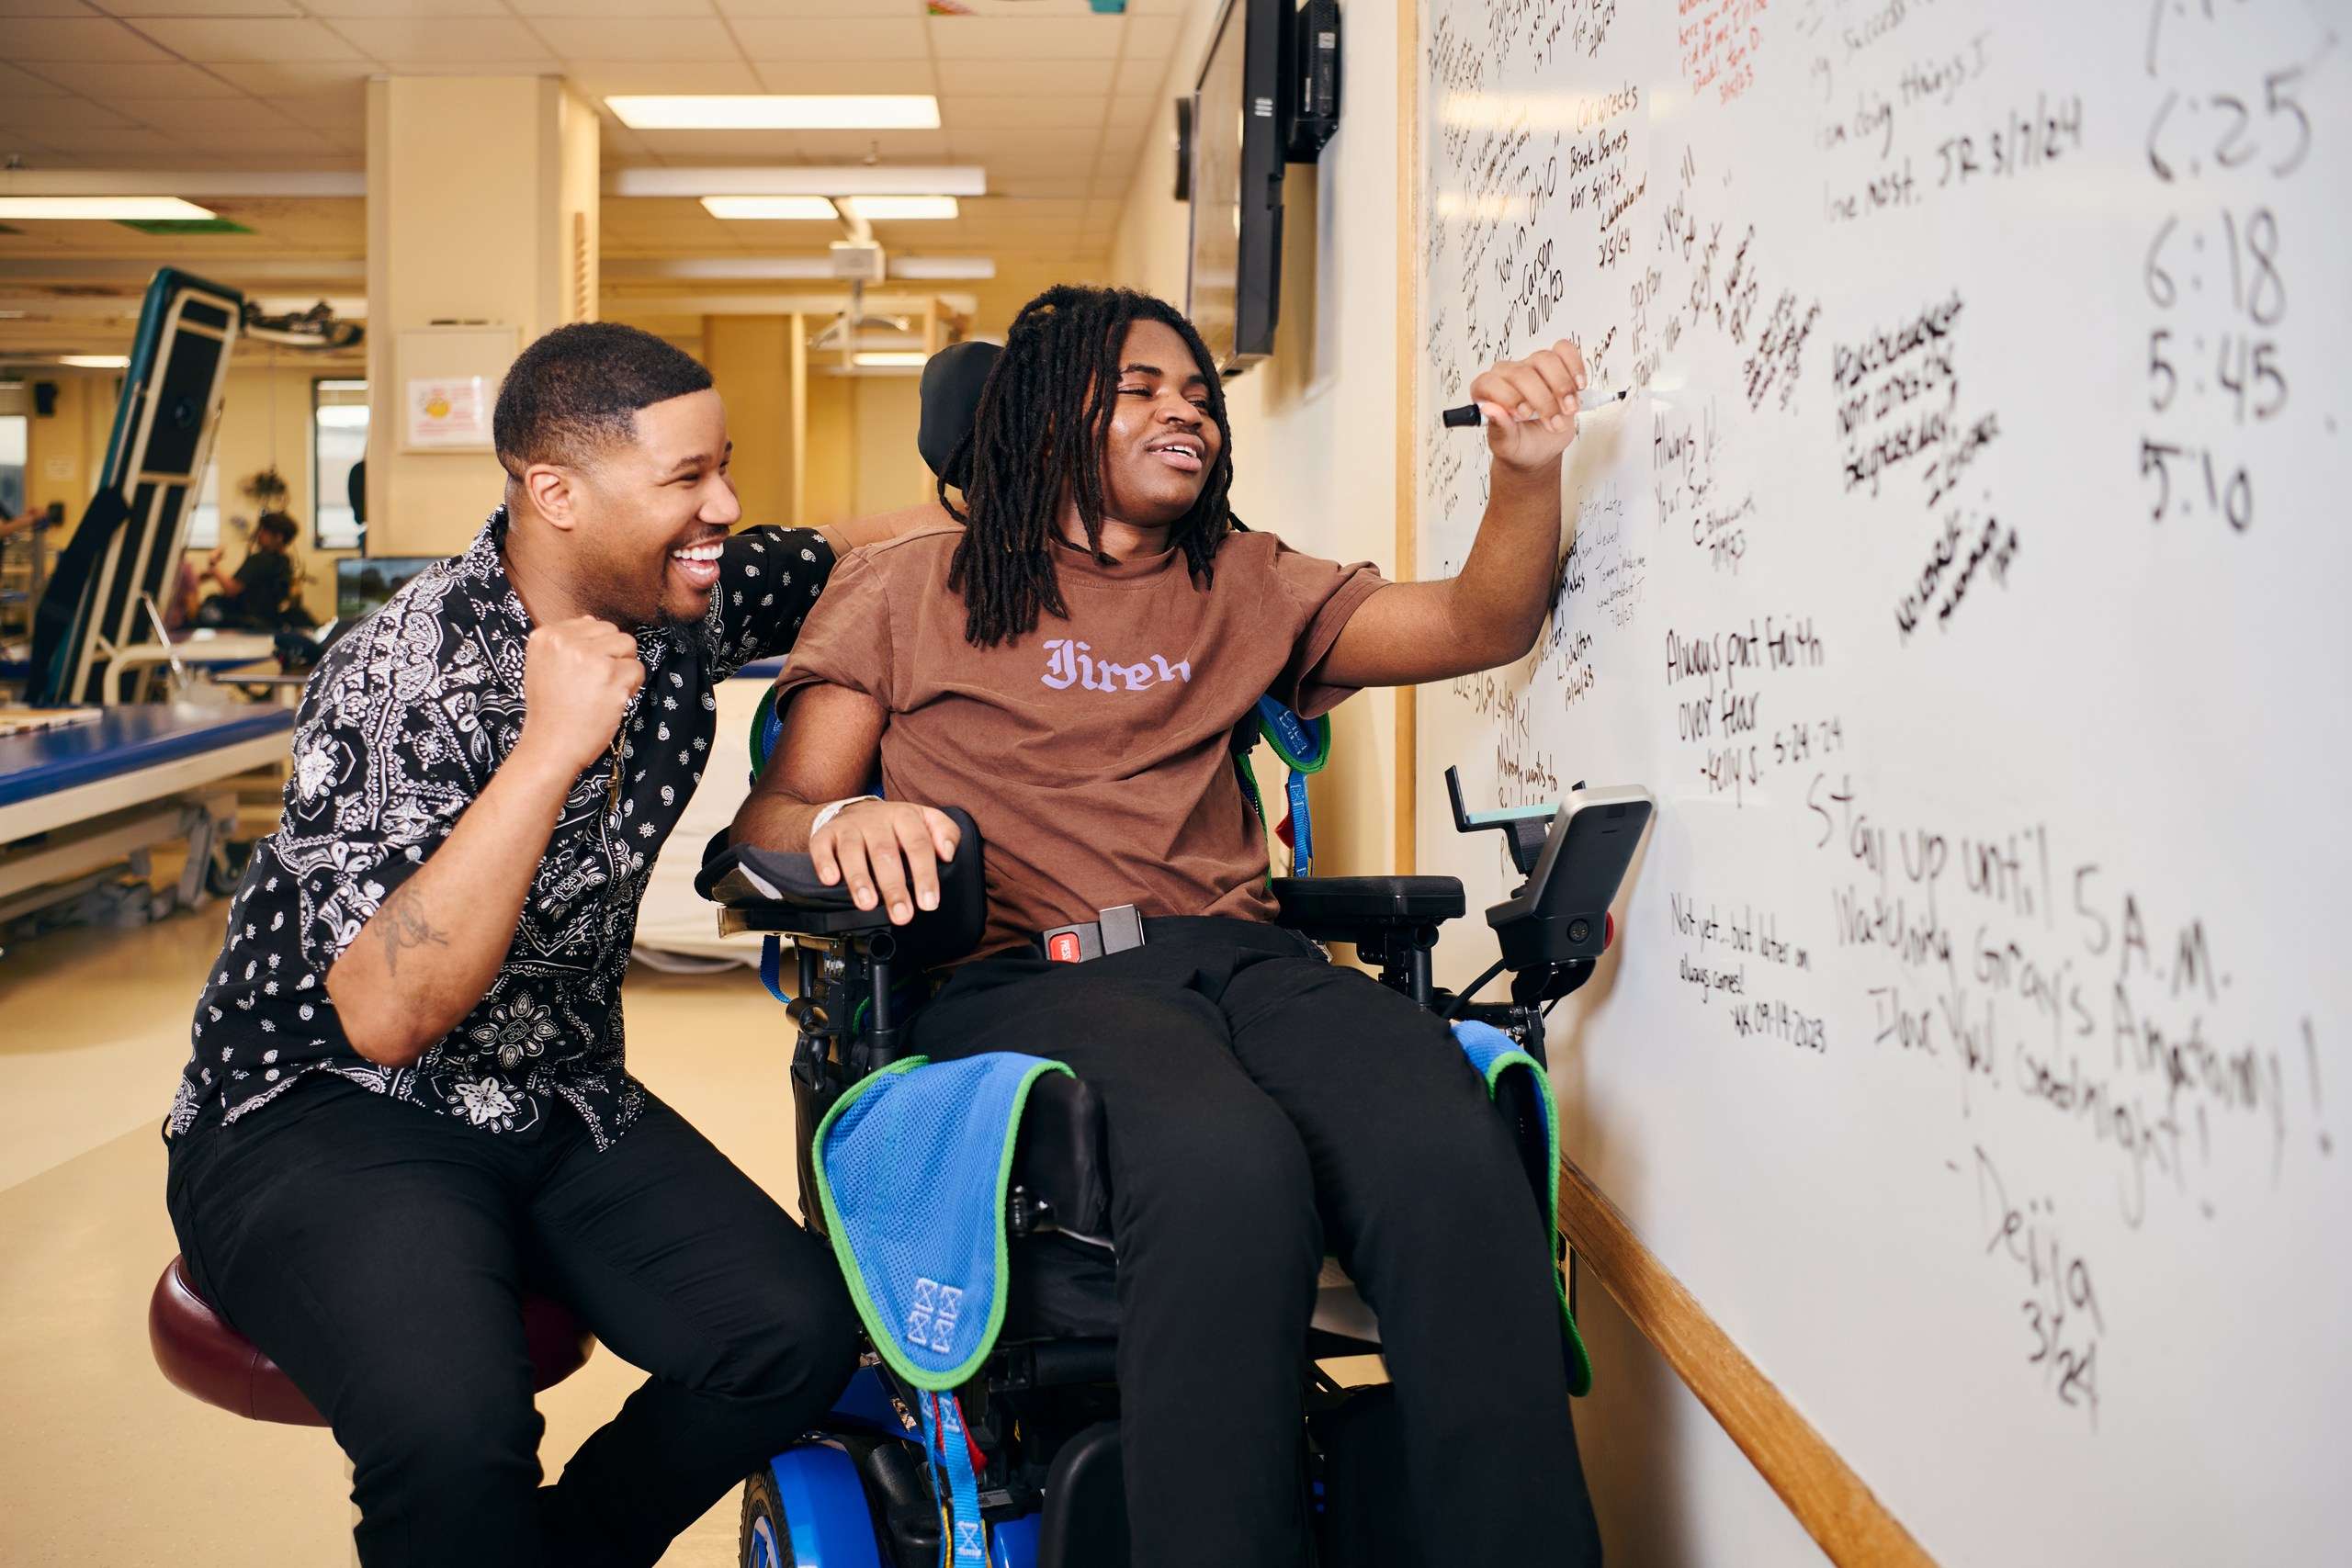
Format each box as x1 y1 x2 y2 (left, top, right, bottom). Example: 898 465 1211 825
739 1469 793 1568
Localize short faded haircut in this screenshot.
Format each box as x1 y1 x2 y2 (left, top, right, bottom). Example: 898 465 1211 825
492 321 713 478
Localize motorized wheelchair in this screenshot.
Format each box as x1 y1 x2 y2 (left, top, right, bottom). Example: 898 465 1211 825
695 763 1651 1568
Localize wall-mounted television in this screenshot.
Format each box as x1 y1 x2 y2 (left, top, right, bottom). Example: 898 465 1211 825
1186 0 1287 374
1183 0 1341 376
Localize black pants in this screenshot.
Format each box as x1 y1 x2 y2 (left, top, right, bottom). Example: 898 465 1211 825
164 1077 860 1568
911 918 1602 1568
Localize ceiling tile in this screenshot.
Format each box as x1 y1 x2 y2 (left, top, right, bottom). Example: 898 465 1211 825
940 96 1105 130
928 15 1123 62
716 0 925 15
1111 53 1168 96
1120 13 1181 60
323 17 550 62
0 0 107 16
949 126 1094 158
510 0 717 15
178 122 336 153
1 17 170 58
566 60 763 96
620 126 934 158
771 127 949 158
1091 172 1132 199
749 59 932 94
129 17 368 62
88 0 300 16
1105 94 1159 130
967 197 1083 223
967 151 1090 180
18 124 182 152
990 175 1090 199
725 17 926 59
124 96 299 131
23 59 240 95
531 17 737 63
932 56 1099 98
302 0 505 14
205 60 371 92
0 96 136 131
271 93 367 131
0 62 78 95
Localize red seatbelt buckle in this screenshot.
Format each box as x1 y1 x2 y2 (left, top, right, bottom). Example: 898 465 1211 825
1043 924 1102 964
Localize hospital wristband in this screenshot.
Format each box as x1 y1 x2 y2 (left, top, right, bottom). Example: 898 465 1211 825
810 795 880 838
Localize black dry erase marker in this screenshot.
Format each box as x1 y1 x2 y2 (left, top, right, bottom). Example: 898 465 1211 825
1441 389 1631 426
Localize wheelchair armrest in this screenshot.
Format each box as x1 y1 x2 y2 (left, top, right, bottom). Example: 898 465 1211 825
1010 1070 1111 1241
697 807 989 966
1269 875 1465 941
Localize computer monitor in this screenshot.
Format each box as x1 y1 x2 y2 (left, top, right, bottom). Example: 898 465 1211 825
334 556 439 624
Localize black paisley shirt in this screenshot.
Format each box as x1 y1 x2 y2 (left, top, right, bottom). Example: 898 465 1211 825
165 507 832 1149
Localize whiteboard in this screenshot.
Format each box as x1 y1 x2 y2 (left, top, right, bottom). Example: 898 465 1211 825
1410 1 2349 1562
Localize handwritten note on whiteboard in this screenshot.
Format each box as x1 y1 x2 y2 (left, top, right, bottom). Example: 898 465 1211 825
1412 2 2348 1561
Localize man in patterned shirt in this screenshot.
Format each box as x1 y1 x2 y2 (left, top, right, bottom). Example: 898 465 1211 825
162 323 905 1566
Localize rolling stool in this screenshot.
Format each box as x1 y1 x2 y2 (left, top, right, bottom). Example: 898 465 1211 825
148 1254 594 1555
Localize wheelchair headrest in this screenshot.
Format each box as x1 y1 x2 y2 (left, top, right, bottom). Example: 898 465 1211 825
918 340 998 491
697 806 989 969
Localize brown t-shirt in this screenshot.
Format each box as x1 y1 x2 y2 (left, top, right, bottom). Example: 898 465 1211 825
775 525 1386 956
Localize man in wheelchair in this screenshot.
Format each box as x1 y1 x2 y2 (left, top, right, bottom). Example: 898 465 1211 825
729 286 1602 1566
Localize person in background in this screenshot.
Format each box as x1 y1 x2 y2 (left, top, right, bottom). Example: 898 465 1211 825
198 510 299 627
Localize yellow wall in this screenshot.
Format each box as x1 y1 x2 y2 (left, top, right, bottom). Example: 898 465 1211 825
21 371 113 525
365 76 599 556
703 316 794 528
851 374 930 516
800 370 855 530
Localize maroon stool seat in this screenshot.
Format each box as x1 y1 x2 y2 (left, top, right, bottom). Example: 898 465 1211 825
149 1255 594 1426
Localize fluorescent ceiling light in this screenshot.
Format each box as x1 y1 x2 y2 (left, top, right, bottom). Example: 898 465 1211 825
853 351 930 368
842 196 958 221
605 96 939 130
889 255 996 280
0 197 215 221
611 166 986 197
60 355 130 368
702 195 840 220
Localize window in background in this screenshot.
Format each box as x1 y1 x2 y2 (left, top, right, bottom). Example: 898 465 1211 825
185 460 220 548
313 378 368 550
0 412 26 518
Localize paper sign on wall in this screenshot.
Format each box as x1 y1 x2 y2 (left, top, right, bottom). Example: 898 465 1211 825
404 376 490 450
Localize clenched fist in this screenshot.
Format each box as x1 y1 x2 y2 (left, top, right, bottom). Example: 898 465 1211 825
1468 338 1588 473
516 617 645 777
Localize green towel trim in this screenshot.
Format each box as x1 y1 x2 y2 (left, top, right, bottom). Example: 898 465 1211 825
1474 1045 1593 1397
810 1055 1077 1392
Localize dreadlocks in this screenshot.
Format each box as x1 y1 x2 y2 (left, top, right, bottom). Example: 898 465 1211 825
942 285 1237 648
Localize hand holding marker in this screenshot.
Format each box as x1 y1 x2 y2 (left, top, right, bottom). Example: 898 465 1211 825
1442 389 1632 427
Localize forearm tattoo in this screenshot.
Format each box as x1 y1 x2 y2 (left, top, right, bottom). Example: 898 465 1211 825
376 883 449 977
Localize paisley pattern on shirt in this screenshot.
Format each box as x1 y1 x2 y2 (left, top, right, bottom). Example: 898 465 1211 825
166 508 831 1149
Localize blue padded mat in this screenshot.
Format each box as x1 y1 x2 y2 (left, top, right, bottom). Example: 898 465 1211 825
0 703 293 807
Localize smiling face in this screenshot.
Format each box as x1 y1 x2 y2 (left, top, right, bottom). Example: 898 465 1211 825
564 388 743 626
1094 319 1225 531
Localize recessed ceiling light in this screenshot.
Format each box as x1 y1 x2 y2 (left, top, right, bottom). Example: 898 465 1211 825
60 355 130 368
606 96 939 130
888 256 996 280
843 196 959 221
701 196 841 220
611 165 986 197
0 197 216 221
853 351 931 368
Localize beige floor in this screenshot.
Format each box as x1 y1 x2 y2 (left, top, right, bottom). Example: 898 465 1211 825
0 888 808 1566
